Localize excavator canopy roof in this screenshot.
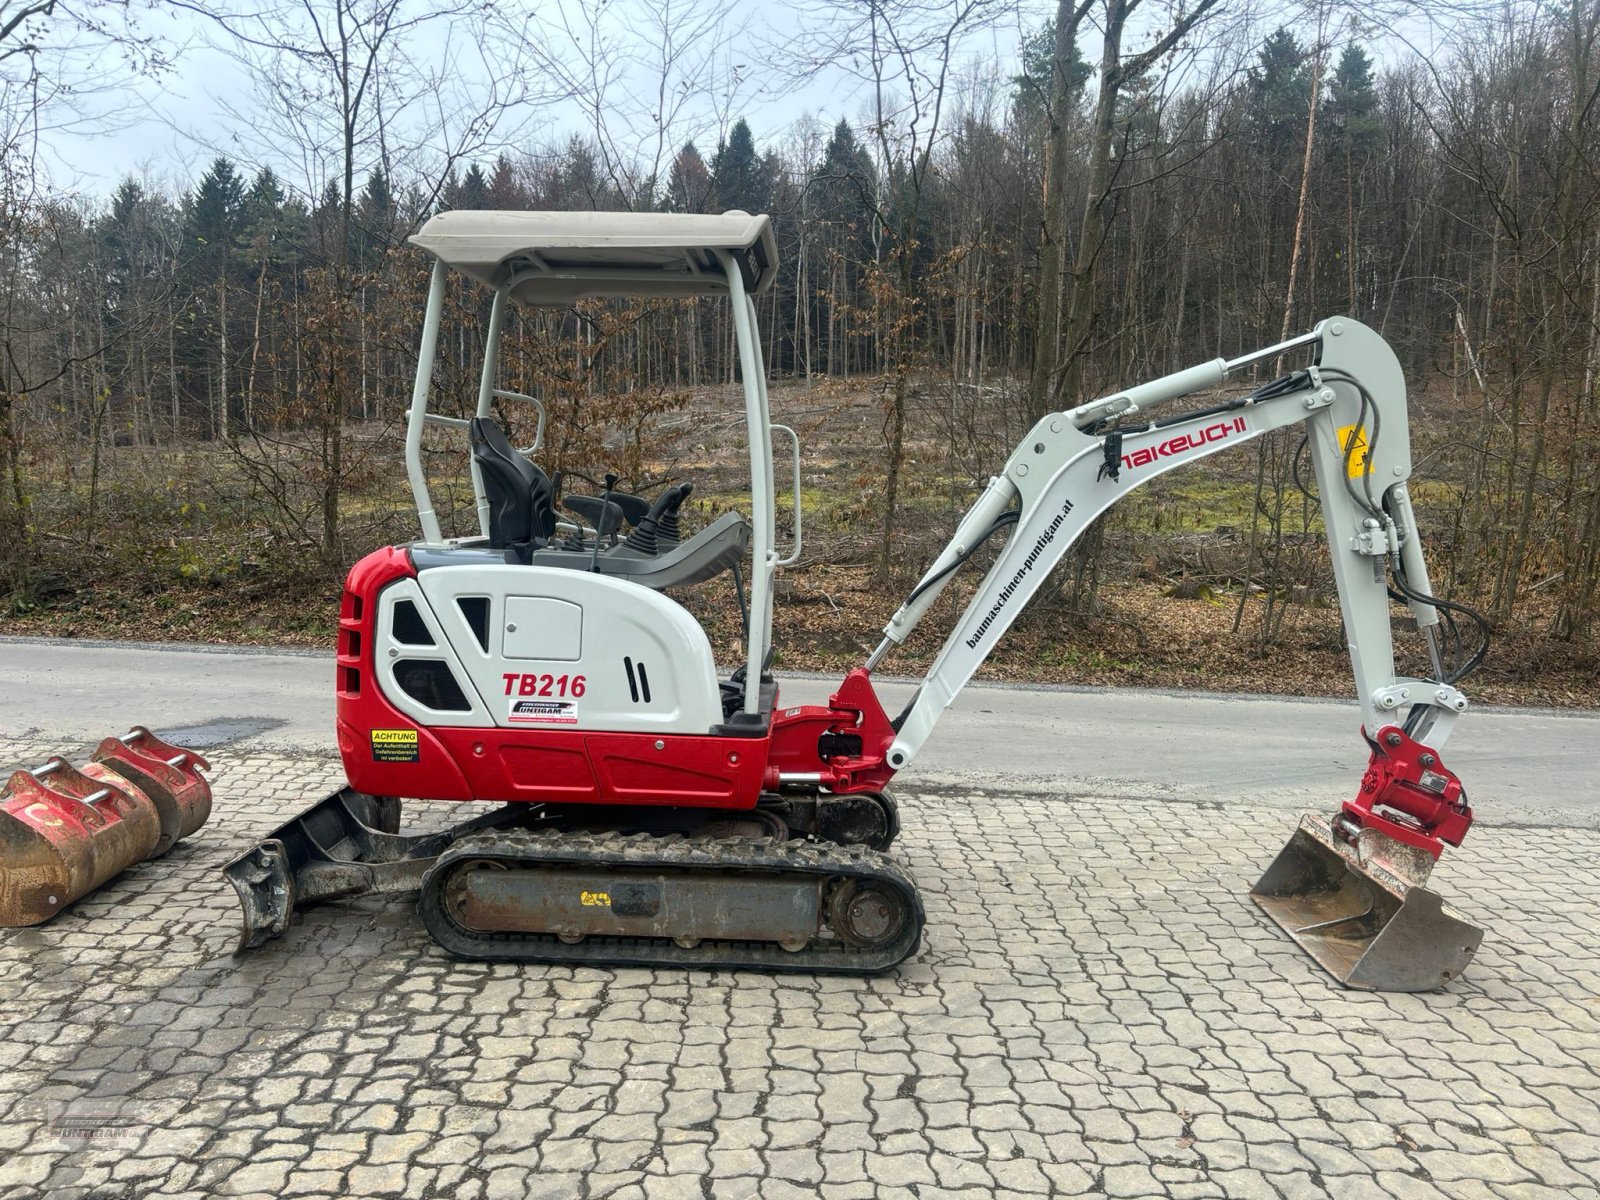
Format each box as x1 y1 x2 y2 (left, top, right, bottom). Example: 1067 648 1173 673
409 209 778 306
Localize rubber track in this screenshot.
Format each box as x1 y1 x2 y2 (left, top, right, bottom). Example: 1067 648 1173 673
417 827 924 975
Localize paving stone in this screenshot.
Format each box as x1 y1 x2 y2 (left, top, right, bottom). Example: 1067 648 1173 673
0 748 1594 1200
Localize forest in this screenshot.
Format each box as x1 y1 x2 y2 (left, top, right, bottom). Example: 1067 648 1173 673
2 0 1598 702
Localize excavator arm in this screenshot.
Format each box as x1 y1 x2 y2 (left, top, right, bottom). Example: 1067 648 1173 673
877 316 1470 772
784 316 1487 991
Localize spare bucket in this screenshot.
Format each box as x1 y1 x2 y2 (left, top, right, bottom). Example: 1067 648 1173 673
0 759 162 926
92 727 212 857
1251 813 1483 992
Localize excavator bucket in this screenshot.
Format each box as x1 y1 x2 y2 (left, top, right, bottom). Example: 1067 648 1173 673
0 730 213 927
0 759 163 927
1251 813 1483 992
91 727 212 857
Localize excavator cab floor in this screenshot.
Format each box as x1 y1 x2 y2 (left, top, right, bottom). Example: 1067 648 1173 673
1251 813 1483 992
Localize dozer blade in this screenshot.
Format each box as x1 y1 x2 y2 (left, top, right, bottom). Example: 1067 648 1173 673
1250 813 1483 992
224 787 521 953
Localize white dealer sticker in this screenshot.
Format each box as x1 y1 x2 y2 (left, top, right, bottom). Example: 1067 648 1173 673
509 699 579 725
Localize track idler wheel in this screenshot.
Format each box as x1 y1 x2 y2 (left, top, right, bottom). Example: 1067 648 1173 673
829 879 911 949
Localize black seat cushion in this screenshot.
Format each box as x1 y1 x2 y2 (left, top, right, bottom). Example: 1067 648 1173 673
469 416 556 551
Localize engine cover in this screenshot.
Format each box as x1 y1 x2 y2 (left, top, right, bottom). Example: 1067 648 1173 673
378 561 725 735
333 548 764 810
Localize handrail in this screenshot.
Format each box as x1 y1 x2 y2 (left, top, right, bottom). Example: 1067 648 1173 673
407 411 469 429
493 389 546 453
720 250 774 714
772 423 803 567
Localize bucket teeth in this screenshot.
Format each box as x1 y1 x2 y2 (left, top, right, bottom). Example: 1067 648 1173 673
1251 813 1483 992
0 730 211 927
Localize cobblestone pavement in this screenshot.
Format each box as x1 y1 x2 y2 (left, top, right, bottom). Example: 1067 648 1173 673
2 738 1598 1200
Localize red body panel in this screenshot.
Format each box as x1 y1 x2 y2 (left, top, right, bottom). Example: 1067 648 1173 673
767 668 899 794
335 547 477 801
429 728 768 808
335 546 903 808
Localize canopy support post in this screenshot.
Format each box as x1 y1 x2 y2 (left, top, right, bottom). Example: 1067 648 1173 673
722 255 774 713
405 259 448 545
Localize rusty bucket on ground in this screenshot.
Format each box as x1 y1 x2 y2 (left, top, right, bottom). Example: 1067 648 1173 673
0 731 212 927
92 727 212 856
1250 813 1484 993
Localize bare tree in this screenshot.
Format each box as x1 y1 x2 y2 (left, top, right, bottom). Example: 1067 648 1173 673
1037 0 1228 416
178 0 551 573
793 0 1007 580
0 0 169 589
516 0 757 210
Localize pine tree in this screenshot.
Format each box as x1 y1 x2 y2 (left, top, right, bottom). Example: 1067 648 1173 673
712 120 772 213
359 168 392 222
184 157 246 440
188 158 245 254
311 180 344 262
1248 29 1312 167
1324 45 1380 160
666 142 713 213
1012 13 1091 132
355 167 395 266
100 179 153 441
486 155 524 209
561 137 603 208
103 179 146 314
815 121 875 236
812 120 878 377
459 163 490 210
1323 44 1381 310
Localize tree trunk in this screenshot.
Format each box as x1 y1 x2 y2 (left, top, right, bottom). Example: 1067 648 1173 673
1027 0 1087 423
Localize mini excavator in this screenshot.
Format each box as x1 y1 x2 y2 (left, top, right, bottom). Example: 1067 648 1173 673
224 210 1490 992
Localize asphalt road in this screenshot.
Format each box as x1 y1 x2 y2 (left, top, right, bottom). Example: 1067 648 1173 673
2 634 1596 824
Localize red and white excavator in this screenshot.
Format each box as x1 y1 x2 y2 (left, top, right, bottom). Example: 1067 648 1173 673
222 210 1489 992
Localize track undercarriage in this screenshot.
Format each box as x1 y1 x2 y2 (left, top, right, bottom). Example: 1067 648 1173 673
224 788 922 974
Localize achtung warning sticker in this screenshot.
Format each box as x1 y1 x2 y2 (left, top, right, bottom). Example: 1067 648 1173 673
370 728 419 762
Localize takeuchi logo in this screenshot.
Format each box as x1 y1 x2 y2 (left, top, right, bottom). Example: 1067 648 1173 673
1121 416 1247 471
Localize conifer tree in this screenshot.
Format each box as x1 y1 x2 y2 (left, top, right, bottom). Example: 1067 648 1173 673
712 120 771 213
184 157 246 439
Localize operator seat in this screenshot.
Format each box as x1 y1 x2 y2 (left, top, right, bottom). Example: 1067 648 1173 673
469 416 556 558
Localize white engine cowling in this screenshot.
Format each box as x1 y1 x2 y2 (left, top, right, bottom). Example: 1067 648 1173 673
373 564 725 735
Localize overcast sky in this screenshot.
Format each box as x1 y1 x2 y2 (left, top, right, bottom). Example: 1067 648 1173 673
30 0 1449 204
30 1 1038 200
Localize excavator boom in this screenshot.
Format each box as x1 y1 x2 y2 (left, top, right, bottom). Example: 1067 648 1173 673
865 316 1485 990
